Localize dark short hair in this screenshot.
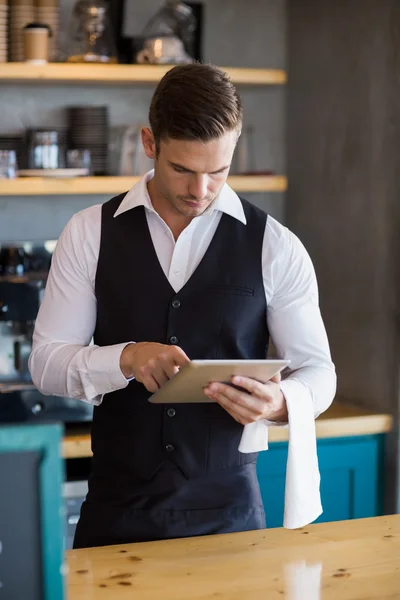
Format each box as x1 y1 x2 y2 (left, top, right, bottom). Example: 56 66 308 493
149 63 243 151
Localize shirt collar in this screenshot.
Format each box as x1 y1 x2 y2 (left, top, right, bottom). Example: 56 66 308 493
113 170 247 225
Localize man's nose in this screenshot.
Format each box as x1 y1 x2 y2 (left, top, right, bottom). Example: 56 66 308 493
188 175 208 199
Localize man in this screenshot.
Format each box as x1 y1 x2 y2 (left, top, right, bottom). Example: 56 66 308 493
29 63 336 548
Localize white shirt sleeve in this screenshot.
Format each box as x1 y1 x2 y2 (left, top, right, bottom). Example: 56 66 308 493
28 205 130 405
263 217 337 422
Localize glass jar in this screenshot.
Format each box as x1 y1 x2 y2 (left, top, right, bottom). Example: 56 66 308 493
27 130 66 170
65 0 118 64
0 150 17 179
137 1 196 64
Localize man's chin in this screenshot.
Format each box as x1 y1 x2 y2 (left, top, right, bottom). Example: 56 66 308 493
184 206 208 218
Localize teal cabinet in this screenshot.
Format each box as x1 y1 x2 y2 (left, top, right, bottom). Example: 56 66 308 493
256 435 385 528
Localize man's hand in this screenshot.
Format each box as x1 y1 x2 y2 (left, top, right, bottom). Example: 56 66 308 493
204 373 288 424
120 342 190 393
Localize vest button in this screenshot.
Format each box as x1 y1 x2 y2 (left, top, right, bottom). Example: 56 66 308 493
165 444 175 452
167 408 176 418
169 336 179 344
172 299 181 309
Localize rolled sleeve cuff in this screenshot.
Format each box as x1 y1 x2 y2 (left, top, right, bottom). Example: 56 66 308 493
258 380 297 428
84 342 134 403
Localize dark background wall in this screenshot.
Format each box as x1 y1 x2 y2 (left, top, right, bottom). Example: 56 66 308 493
287 0 400 510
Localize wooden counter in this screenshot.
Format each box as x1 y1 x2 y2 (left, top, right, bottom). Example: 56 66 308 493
62 401 393 459
67 514 400 599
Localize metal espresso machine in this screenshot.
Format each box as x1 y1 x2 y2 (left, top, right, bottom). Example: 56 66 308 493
0 275 93 424
0 245 92 548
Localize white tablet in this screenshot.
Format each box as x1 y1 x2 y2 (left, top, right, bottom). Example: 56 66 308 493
148 359 290 404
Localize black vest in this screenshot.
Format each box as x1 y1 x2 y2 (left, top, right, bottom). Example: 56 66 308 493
91 193 269 488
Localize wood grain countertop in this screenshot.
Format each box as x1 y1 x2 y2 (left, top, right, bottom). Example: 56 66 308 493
67 514 400 599
62 401 393 459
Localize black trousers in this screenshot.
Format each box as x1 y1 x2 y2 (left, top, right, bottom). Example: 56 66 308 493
73 463 265 548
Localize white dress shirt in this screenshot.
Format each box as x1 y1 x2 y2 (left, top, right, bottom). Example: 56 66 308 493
29 170 336 529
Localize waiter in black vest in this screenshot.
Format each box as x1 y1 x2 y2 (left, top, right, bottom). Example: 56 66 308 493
29 63 336 548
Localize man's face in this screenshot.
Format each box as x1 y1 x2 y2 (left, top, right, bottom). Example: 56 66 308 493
142 129 238 219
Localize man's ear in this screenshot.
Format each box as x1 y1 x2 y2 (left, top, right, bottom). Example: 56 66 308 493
141 127 157 159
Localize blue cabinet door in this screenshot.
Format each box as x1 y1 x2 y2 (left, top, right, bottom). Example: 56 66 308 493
256 435 385 528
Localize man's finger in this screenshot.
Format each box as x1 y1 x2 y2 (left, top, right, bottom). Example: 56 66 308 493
159 349 189 379
270 372 282 384
151 366 171 388
170 346 191 368
208 389 257 419
207 381 271 408
204 384 268 420
141 374 161 393
231 376 269 397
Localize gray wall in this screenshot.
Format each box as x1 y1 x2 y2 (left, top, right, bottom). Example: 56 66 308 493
287 0 400 511
0 0 287 243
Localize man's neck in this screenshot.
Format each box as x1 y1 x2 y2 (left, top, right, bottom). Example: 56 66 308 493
147 178 192 240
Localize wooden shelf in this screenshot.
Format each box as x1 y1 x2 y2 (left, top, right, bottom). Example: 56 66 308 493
0 63 287 86
62 402 393 459
0 175 287 196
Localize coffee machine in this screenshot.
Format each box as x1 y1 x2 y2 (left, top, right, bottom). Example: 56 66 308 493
0 245 93 424
0 278 41 385
0 245 93 550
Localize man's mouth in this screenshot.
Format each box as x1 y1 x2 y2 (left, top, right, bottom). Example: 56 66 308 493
184 200 204 207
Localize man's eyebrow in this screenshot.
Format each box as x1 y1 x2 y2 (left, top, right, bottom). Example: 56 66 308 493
169 161 230 174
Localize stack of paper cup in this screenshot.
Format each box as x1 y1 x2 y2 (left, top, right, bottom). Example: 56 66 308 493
9 0 35 62
0 0 8 63
35 0 58 61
